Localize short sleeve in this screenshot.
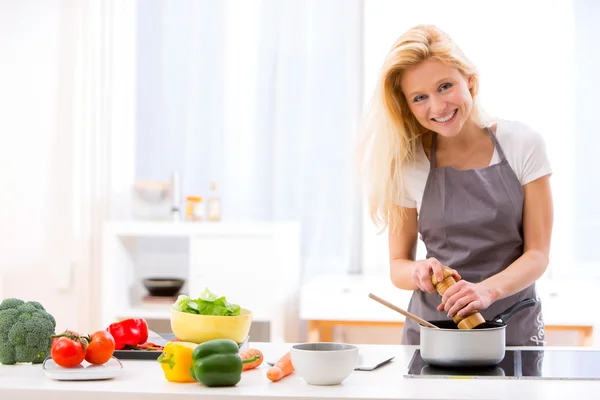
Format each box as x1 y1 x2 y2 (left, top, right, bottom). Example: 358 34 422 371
399 187 417 208
519 126 553 185
399 167 417 208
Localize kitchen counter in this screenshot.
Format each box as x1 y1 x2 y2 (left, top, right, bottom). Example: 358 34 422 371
300 274 598 345
1 343 600 400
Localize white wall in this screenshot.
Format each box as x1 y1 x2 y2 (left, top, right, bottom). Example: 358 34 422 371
361 0 577 280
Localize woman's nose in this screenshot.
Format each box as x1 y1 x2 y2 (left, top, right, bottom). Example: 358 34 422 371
429 95 447 115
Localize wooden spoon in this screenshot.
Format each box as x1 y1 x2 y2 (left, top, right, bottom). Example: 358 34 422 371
368 293 439 329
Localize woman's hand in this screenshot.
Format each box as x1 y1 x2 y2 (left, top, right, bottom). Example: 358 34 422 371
437 280 497 318
411 257 461 293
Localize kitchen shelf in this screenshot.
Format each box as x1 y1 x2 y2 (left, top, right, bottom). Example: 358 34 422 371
101 220 302 342
104 220 293 237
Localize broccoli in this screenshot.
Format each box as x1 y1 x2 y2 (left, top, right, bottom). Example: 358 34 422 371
0 298 56 365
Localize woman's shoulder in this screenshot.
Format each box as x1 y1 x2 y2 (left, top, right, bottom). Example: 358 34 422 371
495 119 547 148
402 139 430 174
494 118 552 185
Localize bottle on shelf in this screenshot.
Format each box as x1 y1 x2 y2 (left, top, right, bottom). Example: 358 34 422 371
185 196 204 221
206 181 221 221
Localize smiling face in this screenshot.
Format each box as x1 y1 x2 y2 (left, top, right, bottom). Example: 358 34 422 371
400 58 475 138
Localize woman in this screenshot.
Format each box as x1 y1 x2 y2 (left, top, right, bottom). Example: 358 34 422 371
358 24 553 346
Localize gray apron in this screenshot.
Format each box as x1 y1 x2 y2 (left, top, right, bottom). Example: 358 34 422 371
402 127 546 346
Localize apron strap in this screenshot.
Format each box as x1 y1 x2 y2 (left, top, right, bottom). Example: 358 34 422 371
487 126 507 162
429 132 437 169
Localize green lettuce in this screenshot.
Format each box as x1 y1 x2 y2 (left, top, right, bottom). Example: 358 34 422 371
172 288 241 316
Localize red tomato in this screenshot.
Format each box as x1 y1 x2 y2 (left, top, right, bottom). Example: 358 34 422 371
85 331 116 365
51 336 87 368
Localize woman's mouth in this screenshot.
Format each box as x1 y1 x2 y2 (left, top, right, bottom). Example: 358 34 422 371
431 109 458 125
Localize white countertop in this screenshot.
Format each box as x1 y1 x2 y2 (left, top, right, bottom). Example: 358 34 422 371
2 342 600 400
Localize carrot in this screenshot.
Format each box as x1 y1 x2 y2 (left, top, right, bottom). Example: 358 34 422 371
267 351 294 382
240 348 264 371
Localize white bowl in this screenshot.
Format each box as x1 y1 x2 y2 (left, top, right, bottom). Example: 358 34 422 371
290 342 359 385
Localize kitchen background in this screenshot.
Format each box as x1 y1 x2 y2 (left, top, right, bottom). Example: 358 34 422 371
0 0 597 346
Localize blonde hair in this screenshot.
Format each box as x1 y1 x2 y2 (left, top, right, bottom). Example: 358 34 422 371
357 24 491 233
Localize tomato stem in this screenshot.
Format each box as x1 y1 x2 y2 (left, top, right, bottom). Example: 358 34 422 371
51 333 79 340
51 332 90 350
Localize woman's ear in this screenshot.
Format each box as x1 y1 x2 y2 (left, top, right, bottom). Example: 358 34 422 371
467 75 478 97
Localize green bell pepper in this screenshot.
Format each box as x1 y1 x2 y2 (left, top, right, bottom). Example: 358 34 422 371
190 339 246 387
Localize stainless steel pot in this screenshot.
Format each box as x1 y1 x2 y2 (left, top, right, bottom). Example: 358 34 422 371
420 298 537 367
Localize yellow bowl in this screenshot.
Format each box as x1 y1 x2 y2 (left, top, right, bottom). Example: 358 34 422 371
170 308 252 344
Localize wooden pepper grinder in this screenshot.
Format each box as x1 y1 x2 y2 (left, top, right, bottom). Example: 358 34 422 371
431 268 486 330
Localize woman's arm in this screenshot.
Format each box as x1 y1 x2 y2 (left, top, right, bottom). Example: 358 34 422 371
482 174 553 300
389 205 461 292
441 175 553 317
388 206 419 291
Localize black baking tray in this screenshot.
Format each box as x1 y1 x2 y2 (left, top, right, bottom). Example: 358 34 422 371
113 349 164 361
112 334 250 360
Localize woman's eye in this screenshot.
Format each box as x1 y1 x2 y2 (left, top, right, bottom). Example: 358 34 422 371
439 82 453 91
413 94 426 102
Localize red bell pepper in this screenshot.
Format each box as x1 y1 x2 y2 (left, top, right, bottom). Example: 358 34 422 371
136 318 149 343
107 318 149 350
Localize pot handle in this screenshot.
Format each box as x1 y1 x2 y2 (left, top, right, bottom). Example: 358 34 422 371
491 298 537 324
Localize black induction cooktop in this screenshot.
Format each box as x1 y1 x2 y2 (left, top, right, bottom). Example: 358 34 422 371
405 349 600 380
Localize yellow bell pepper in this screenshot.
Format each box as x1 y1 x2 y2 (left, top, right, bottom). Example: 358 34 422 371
157 341 198 383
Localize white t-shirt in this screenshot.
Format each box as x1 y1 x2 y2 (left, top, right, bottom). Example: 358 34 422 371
400 119 553 212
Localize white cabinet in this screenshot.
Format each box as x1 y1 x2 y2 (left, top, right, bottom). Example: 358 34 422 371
101 221 301 342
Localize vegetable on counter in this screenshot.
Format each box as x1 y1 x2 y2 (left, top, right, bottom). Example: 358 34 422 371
240 348 264 371
0 298 56 365
157 341 198 383
172 288 241 316
51 329 116 367
267 352 294 382
51 331 88 368
189 339 257 387
84 330 116 365
107 318 149 350
124 342 164 351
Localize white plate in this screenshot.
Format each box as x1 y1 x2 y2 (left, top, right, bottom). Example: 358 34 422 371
43 356 123 381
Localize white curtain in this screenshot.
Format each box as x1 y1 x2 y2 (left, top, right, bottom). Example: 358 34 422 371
0 0 136 331
252 0 364 280
135 0 364 282
69 0 136 330
0 1 69 305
